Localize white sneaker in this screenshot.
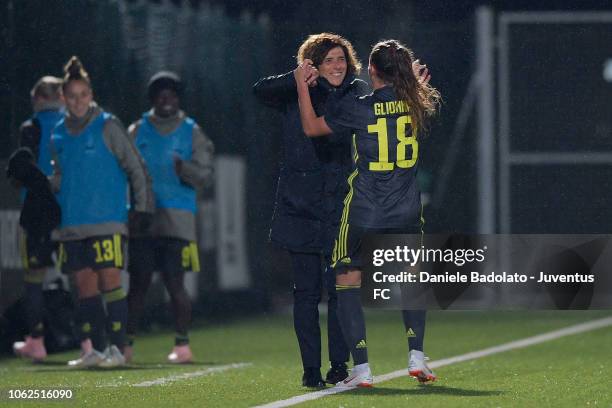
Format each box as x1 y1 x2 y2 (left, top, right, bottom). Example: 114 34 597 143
408 350 436 383
67 349 105 368
335 363 373 388
98 345 126 368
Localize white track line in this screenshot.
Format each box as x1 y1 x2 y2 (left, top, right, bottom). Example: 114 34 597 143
253 316 612 408
132 362 252 387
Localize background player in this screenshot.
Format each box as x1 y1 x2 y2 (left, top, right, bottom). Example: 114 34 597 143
125 71 214 364
295 39 441 387
253 33 368 387
50 56 154 368
11 76 65 362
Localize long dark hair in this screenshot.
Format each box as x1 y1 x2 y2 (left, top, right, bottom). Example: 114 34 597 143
370 40 441 134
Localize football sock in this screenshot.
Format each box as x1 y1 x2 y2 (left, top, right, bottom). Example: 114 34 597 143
24 281 44 338
401 309 426 351
103 287 128 351
77 294 106 352
175 333 189 346
326 265 349 365
336 285 368 365
126 266 153 343
163 270 191 346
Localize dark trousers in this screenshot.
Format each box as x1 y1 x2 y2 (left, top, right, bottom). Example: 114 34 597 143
290 251 349 369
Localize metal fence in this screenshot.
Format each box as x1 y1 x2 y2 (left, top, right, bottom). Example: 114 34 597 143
498 11 612 233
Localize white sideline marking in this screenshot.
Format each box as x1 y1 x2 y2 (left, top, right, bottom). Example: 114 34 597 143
253 316 612 408
132 362 251 387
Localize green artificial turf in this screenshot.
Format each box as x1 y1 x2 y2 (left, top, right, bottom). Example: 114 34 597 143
1 310 611 407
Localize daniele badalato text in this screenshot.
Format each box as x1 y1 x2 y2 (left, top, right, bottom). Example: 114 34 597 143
371 246 595 284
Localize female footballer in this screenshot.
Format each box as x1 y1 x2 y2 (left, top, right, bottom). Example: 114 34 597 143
11 76 65 362
125 71 214 364
50 56 153 368
295 39 441 387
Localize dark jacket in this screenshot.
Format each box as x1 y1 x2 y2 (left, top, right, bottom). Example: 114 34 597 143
6 147 61 239
253 71 368 255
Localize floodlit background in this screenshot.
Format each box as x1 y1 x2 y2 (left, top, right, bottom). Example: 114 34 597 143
3 0 611 315
0 6 611 403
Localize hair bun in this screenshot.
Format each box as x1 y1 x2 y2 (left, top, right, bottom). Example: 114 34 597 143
63 56 90 85
65 56 81 75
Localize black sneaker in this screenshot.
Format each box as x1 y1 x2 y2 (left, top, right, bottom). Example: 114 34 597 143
325 362 349 384
302 368 326 388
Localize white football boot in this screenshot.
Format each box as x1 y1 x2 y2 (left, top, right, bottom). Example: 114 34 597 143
98 345 126 368
408 350 436 383
335 363 373 388
67 349 105 368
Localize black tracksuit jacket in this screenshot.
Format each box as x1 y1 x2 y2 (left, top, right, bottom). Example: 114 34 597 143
253 71 368 255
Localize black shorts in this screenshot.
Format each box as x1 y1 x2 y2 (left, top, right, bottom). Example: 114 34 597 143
331 224 422 274
58 234 126 274
128 238 200 275
20 231 57 269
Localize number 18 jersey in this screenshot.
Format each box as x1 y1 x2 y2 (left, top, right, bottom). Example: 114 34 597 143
325 85 421 229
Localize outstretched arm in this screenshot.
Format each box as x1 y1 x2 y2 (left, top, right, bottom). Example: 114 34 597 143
294 59 333 137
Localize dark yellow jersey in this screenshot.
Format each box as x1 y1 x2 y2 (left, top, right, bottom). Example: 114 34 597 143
325 86 421 228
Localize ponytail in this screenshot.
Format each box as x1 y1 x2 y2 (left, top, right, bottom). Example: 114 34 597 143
62 56 91 90
370 40 441 134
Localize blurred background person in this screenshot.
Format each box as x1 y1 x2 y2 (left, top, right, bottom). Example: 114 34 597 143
11 76 65 362
50 56 153 368
125 71 214 364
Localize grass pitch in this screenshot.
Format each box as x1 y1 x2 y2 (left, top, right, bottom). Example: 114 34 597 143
1 310 611 407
